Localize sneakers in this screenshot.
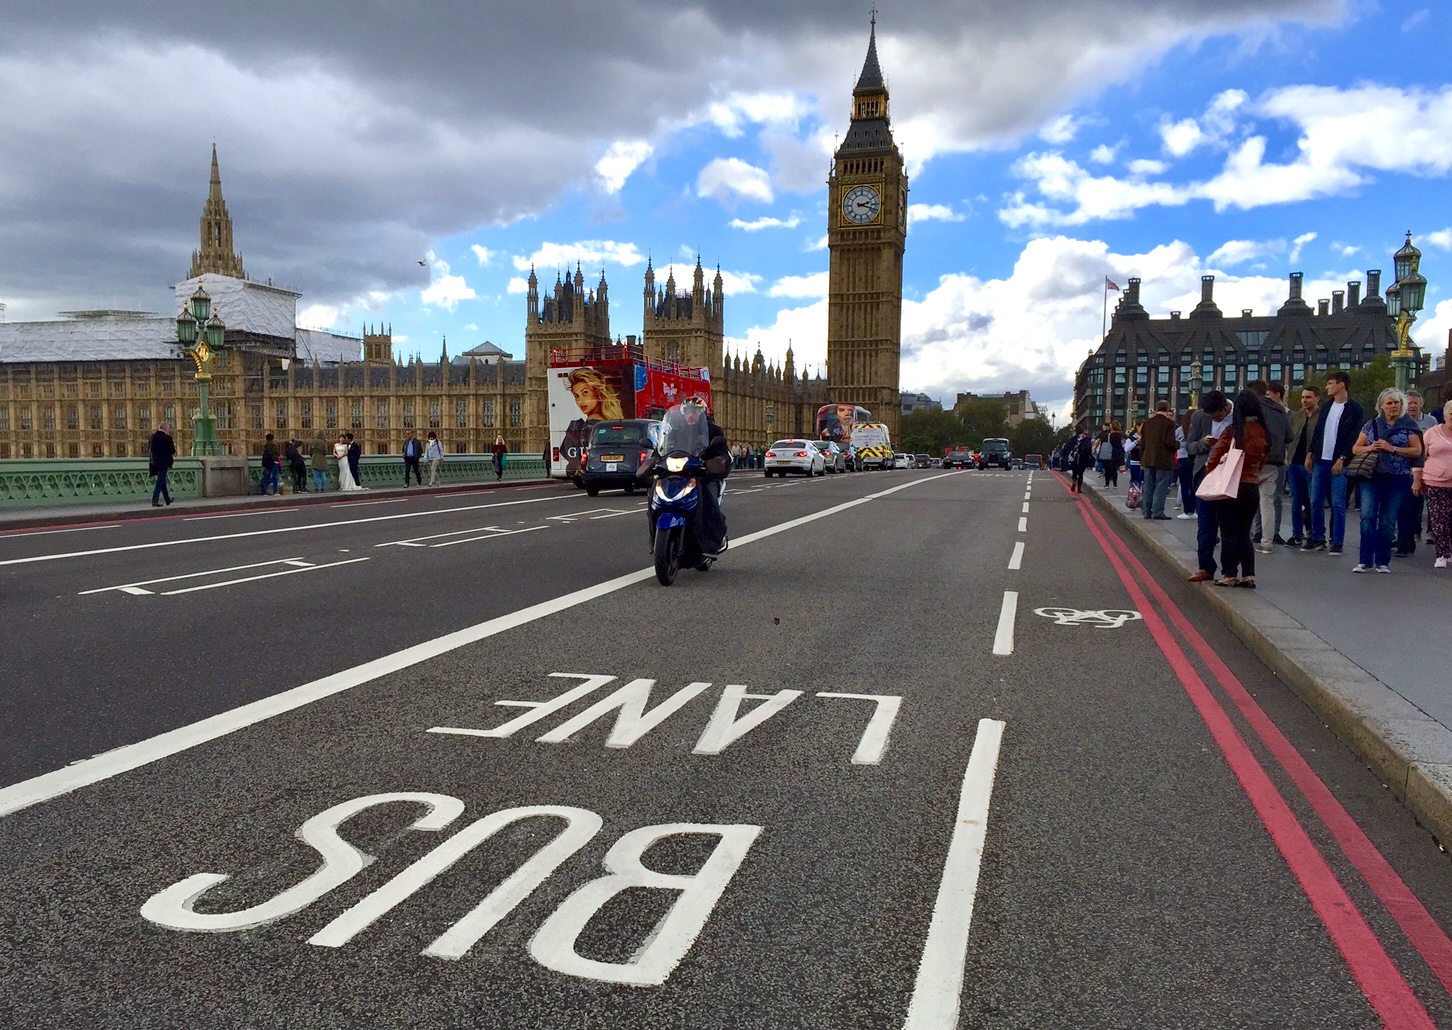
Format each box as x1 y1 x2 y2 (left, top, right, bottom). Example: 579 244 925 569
1302 540 1326 551
1176 512 1196 519
1437 557 1448 569
1328 545 1343 555
1375 565 1391 574
1352 564 1370 573
1287 535 1303 546
1254 544 1273 554
1273 534 1287 545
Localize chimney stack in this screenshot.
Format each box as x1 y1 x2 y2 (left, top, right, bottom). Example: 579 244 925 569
1332 291 1344 314
1289 271 1304 301
1201 275 1214 302
1242 308 1254 318
1317 299 1329 316
1366 269 1381 299
1347 281 1361 306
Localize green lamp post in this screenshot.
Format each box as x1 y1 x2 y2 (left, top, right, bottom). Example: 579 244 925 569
179 283 223 456
1387 231 1427 393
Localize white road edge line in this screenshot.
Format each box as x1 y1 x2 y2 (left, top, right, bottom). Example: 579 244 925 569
1008 542 1024 571
992 591 1017 656
0 473 952 819
903 718 1006 1030
183 508 300 522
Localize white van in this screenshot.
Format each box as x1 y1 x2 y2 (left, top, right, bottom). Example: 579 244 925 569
852 422 893 469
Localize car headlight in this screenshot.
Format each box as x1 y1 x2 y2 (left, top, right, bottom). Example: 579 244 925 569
665 456 688 473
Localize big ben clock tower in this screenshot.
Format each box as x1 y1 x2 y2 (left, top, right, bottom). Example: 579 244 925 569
827 14 907 440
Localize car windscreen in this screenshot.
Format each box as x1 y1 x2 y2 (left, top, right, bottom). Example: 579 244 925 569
982 439 1010 452
592 424 648 445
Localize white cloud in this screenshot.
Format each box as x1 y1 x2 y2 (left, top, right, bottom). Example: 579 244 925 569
908 203 963 223
703 91 811 137
1207 239 1278 266
1417 297 1452 367
696 157 774 204
1402 9 1430 32
1425 228 1452 250
768 271 829 298
729 214 802 231
717 270 763 294
465 323 478 331
1290 231 1317 262
807 234 829 251
512 240 645 272
297 303 339 329
1335 242 1361 257
596 140 653 193
1039 114 1081 145
420 252 476 311
1127 158 1169 176
470 245 494 266
1158 89 1247 156
1089 143 1119 164
729 298 828 379
506 277 528 294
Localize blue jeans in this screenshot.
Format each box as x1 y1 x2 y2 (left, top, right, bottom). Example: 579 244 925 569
1397 487 1425 550
261 465 280 495
1309 460 1348 546
1287 464 1311 539
1143 466 1173 518
1358 475 1408 567
1195 468 1220 575
152 467 171 504
1176 456 1196 514
312 469 328 492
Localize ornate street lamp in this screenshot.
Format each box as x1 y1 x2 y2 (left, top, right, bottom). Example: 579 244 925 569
178 285 223 456
1388 231 1426 392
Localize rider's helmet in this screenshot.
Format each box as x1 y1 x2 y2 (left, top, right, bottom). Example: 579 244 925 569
681 395 708 420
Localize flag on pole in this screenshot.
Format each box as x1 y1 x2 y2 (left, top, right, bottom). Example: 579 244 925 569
1105 276 1120 292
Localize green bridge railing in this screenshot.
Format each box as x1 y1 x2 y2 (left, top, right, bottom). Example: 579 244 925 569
0 454 549 509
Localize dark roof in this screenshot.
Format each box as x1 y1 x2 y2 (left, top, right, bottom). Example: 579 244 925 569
839 118 895 154
855 23 884 94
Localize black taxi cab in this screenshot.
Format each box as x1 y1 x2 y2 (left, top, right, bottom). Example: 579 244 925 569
581 419 663 496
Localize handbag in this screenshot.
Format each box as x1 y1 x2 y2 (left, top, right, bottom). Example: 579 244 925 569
1126 484 1142 509
1196 441 1244 502
1343 419 1381 480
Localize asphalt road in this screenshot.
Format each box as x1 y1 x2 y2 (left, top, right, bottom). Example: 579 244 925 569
1 468 1450 1028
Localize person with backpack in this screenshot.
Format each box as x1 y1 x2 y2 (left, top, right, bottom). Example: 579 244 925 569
1069 428 1094 493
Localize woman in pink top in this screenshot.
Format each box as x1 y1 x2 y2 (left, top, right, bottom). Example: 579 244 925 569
1413 406 1452 568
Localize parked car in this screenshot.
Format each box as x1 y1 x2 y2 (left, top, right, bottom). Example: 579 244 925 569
581 419 662 496
892 453 913 469
813 440 847 473
914 453 932 469
1023 453 1043 470
765 439 825 477
979 438 1012 470
943 447 974 470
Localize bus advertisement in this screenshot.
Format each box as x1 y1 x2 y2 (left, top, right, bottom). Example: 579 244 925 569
815 404 872 446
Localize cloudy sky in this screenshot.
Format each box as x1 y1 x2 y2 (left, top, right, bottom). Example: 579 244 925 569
2 0 1450 418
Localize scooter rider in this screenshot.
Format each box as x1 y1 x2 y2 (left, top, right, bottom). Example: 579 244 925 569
641 396 732 556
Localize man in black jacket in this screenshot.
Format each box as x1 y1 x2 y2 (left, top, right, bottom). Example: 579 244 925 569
1304 370 1363 554
346 433 362 487
640 397 731 557
148 422 175 507
402 429 423 487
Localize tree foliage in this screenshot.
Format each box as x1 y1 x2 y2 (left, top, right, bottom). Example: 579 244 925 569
898 403 1059 457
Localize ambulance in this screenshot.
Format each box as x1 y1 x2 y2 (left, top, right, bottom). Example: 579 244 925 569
851 422 894 470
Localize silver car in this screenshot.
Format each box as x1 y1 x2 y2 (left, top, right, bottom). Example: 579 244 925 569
813 440 847 473
765 439 825 477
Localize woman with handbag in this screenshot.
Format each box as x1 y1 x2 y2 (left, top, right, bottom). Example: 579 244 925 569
1412 405 1452 568
1205 391 1268 588
1350 388 1424 573
1106 420 1124 488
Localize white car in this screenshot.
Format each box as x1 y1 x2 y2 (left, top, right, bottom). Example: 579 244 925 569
892 453 913 469
765 439 825 477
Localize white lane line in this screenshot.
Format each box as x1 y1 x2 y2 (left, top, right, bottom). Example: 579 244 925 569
377 525 513 547
183 508 300 522
160 557 371 595
332 498 409 507
1008 542 1024 570
0 524 119 539
78 557 310 595
904 718 1006 1030
1017 517 1027 532
0 473 951 819
431 526 547 548
0 493 583 568
1020 502 1030 514
992 591 1018 656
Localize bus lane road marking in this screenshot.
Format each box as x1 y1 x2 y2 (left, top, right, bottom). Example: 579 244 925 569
0 473 952 819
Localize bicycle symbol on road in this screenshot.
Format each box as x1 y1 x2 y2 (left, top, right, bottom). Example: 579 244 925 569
1032 607 1143 630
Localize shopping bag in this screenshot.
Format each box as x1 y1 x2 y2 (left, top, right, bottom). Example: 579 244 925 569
1195 443 1243 502
1125 484 1142 509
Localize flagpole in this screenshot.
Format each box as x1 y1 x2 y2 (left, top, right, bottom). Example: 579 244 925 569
1102 278 1108 343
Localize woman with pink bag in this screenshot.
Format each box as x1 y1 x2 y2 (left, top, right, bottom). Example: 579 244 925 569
1205 391 1269 588
1412 405 1452 568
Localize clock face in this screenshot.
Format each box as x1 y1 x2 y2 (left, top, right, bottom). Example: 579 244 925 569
843 185 881 225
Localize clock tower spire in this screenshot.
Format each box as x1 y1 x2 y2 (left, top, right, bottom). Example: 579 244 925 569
826 14 907 441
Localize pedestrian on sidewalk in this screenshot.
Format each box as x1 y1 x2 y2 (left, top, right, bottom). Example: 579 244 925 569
1095 424 1112 484
1069 427 1093 492
148 421 175 507
1187 390 1232 583
309 431 331 491
1106 421 1124 488
1207 390 1268 588
1126 424 1144 491
1305 370 1363 555
260 433 281 495
491 435 507 480
1249 380 1291 553
1351 389 1423 574
285 439 307 493
1175 413 1196 518
346 433 362 488
402 429 424 487
1286 385 1320 546
1397 389 1438 556
425 431 444 486
1413 404 1452 568
1139 401 1178 519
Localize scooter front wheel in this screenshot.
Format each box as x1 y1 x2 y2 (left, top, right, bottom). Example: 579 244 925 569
654 524 682 586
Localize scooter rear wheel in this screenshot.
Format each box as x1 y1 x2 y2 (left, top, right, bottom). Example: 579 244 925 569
654 525 682 586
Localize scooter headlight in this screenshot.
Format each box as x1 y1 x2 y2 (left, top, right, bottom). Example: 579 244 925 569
654 477 699 503
665 456 689 473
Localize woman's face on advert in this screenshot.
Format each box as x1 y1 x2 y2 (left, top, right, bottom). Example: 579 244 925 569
572 382 600 415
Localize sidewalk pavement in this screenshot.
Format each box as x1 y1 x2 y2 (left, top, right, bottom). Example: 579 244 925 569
1081 471 1452 848
0 475 554 532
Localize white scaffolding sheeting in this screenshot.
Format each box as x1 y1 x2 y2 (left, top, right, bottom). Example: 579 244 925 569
173 274 298 339
0 318 182 363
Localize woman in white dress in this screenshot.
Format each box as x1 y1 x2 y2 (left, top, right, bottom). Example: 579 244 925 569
334 436 364 491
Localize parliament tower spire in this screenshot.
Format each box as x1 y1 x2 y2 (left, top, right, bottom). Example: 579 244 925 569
188 144 246 280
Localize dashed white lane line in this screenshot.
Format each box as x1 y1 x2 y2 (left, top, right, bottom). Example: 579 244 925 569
1008 542 1024 570
1017 516 1027 533
0 473 953 819
160 557 370 595
904 717 1006 1030
992 591 1018 656
1021 502 1030 514
79 557 312 595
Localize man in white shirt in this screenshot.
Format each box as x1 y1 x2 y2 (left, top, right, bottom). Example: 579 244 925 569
1304 371 1363 554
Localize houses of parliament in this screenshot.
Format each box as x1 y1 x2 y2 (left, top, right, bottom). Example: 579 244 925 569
0 23 905 462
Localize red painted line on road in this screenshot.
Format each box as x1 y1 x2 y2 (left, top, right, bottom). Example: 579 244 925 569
1052 471 1436 1027
1066 476 1452 999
